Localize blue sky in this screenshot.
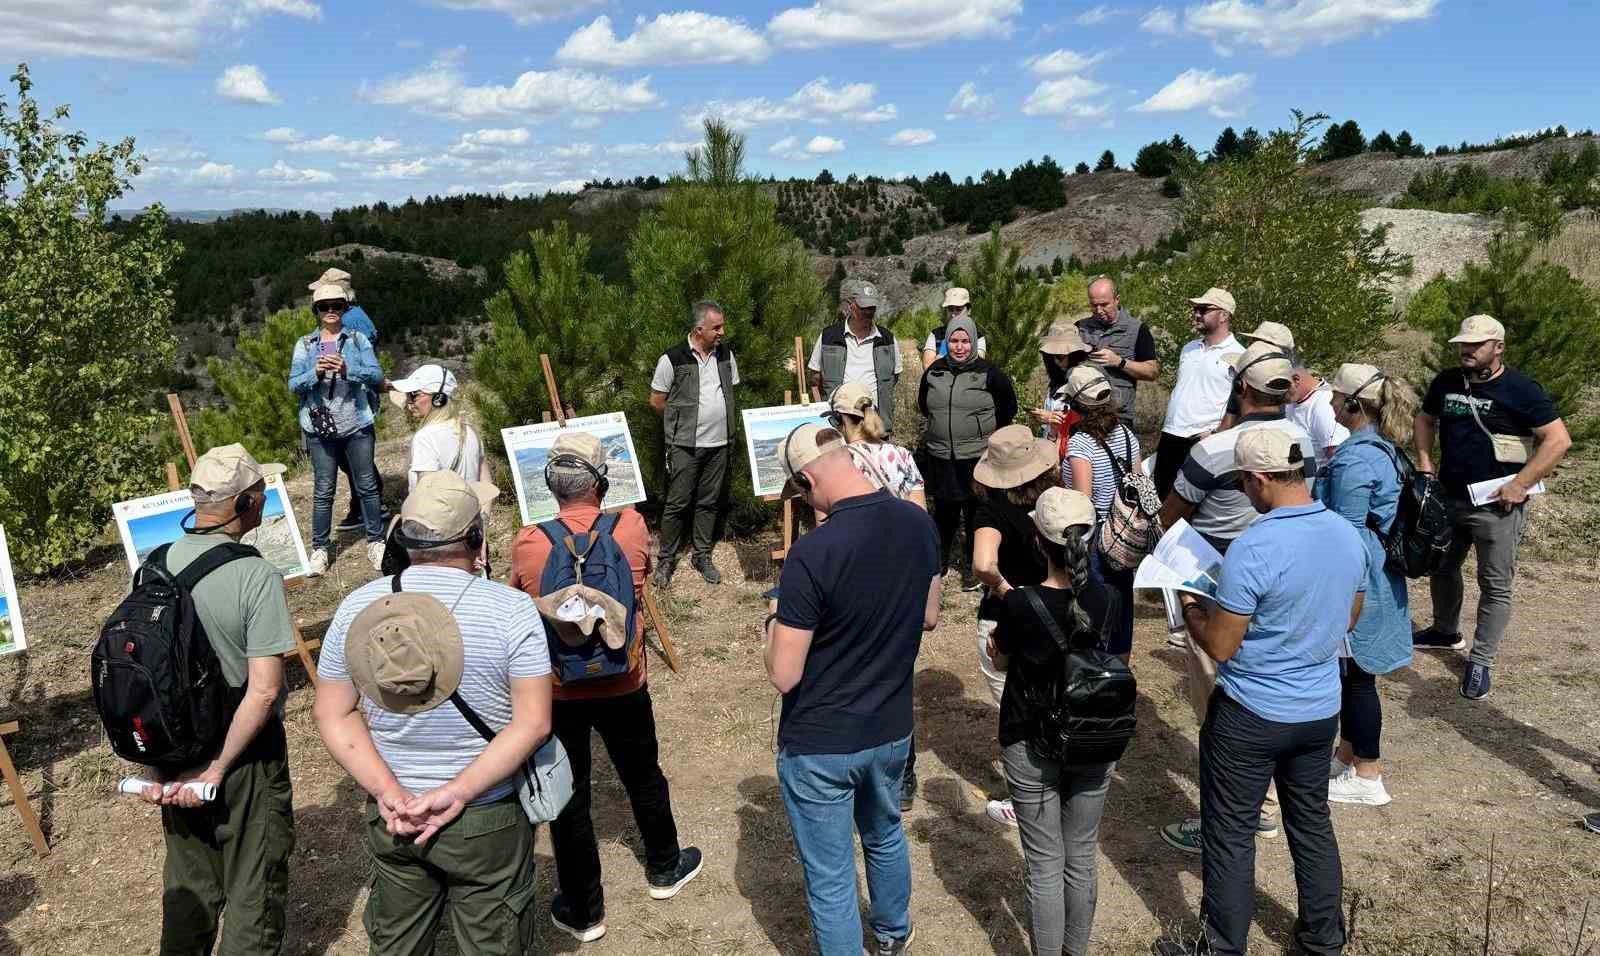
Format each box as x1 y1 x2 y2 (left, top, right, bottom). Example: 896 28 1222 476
3 1 1596 211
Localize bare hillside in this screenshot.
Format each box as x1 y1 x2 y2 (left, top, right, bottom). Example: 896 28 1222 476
1313 135 1600 204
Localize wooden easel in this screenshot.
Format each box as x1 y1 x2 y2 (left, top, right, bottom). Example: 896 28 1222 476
164 394 322 681
535 357 682 673
0 720 48 857
762 336 819 564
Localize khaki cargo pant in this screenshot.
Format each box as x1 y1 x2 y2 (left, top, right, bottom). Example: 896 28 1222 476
362 796 539 956
160 753 295 956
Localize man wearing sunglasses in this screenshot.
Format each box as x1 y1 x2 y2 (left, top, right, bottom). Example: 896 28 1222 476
1155 288 1245 499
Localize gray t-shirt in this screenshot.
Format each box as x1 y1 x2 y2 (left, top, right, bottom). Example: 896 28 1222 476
320 566 552 804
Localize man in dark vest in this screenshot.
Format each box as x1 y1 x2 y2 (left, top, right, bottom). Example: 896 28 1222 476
1075 275 1160 427
809 278 903 432
650 299 739 586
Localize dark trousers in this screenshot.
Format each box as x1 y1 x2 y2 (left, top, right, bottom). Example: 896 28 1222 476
1153 431 1204 501
932 496 978 574
658 444 729 563
160 727 294 956
550 686 682 923
336 441 384 521
1200 690 1344 956
1339 660 1381 760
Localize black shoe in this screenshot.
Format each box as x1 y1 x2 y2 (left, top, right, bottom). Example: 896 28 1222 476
1151 941 1205 956
900 772 917 813
877 925 914 956
691 556 722 585
1461 662 1492 701
1413 625 1467 650
334 512 365 533
647 846 703 900
551 895 605 943
1583 812 1600 835
651 559 676 589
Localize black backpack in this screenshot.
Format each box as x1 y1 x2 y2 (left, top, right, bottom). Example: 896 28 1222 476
1021 588 1138 765
1368 444 1456 579
91 542 256 770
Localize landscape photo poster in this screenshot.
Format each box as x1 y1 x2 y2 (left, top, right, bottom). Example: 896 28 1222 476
112 475 311 580
742 402 831 497
0 524 25 656
502 412 648 526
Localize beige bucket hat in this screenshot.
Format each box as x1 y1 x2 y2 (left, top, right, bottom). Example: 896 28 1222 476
974 424 1059 489
346 591 464 715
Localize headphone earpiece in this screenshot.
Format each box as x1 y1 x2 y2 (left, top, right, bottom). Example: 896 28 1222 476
432 390 448 408
234 494 252 515
780 422 814 493
544 453 610 503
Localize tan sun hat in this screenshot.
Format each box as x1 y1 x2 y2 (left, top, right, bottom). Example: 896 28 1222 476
345 591 464 715
1233 341 1293 396
549 430 606 470
1239 320 1295 351
401 470 499 539
1448 314 1506 343
1031 487 1096 545
309 268 356 302
1189 287 1237 315
1330 363 1386 402
1235 426 1304 474
829 381 876 417
974 425 1058 489
777 422 845 479
1040 327 1090 357
189 443 286 503
942 287 971 308
310 281 349 305
1061 365 1114 407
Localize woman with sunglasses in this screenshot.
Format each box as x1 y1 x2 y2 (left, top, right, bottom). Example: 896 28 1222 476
828 382 927 510
289 282 385 575
387 363 492 491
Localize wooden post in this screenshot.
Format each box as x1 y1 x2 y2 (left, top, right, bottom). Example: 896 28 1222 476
0 721 48 857
793 336 818 402
640 585 681 673
539 354 571 425
167 393 198 468
165 463 182 492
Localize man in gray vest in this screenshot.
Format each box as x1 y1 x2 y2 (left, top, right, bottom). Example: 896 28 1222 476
1075 276 1160 427
650 300 740 586
808 278 903 432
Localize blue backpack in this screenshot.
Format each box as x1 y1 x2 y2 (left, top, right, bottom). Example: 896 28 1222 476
537 513 639 684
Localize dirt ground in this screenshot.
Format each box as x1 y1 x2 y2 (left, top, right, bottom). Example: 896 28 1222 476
1 435 1597 956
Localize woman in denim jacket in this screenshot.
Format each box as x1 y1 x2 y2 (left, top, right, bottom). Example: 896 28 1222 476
1317 362 1419 807
289 282 386 574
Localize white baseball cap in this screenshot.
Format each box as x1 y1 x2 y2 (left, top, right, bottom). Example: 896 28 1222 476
389 365 458 408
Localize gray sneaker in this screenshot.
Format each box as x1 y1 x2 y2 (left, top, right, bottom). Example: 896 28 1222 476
1461 662 1492 701
876 925 914 956
1161 817 1202 854
1583 812 1600 835
691 555 722 585
651 559 676 589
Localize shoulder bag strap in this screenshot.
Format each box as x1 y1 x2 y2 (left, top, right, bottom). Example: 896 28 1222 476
1461 374 1499 443
1086 431 1128 481
448 691 497 743
448 419 467 473
1022 587 1073 653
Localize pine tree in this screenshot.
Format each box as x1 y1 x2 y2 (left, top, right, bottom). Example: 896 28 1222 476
1238 127 1263 159
1369 130 1397 154
1094 150 1117 172
1394 130 1422 157
1074 161 1091 175
1212 126 1241 161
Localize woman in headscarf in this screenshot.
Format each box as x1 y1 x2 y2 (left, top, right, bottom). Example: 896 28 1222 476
918 314 1018 591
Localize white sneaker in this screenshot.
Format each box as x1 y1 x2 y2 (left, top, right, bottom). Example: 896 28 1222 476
1166 630 1187 648
1329 756 1351 779
367 541 386 572
985 799 1019 828
1328 769 1391 806
307 548 329 577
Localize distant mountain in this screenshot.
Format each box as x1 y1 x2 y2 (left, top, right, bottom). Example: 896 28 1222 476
110 207 320 222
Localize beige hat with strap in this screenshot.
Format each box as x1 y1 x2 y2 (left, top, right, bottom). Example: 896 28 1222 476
345 587 465 715
974 424 1059 489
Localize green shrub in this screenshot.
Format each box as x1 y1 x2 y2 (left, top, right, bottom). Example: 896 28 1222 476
0 65 180 572
953 227 1052 402
910 261 934 284
174 308 319 470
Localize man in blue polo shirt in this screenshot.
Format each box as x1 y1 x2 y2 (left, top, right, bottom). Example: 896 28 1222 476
1156 428 1368 956
763 423 941 956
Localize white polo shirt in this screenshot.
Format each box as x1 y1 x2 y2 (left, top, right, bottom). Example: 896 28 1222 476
1286 381 1351 465
651 340 740 448
808 325 904 387
1163 334 1246 438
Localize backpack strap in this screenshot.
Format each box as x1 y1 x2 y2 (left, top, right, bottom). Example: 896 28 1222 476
1087 430 1129 481
593 512 621 538
173 541 260 592
391 569 405 593
1022 587 1074 654
536 519 569 550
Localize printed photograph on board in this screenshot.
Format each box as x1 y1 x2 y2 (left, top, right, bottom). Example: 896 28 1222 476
742 402 831 497
112 475 311 579
0 524 25 656
502 412 647 526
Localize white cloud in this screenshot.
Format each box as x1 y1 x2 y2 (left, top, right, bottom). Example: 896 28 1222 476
806 135 846 154
192 162 238 184
1140 6 1179 34
145 145 206 163
886 128 936 147
0 0 320 63
1179 0 1438 54
1075 4 1122 24
261 126 299 142
286 134 405 156
1024 48 1110 76
768 134 845 160
1132 68 1253 116
555 12 770 68
366 52 662 120
1021 75 1110 117
258 159 335 183
215 64 279 105
606 140 700 157
499 178 589 195
422 0 601 26
768 0 1021 49
689 76 896 129
448 128 533 155
945 81 995 120
365 159 433 180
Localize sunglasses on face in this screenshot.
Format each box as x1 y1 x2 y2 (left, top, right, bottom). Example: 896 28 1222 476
316 301 349 314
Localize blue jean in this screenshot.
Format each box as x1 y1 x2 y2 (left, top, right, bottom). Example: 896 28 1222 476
777 734 912 955
307 426 382 548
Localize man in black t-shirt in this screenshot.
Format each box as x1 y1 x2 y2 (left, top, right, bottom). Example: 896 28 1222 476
1414 315 1571 701
764 423 942 956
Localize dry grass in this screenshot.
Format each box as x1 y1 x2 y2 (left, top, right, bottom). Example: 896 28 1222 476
1540 211 1600 290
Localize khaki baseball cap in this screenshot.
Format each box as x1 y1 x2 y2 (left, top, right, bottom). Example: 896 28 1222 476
829 381 876 416
1239 321 1295 351
549 430 605 469
1062 365 1114 407
1233 341 1293 395
1330 363 1386 402
942 287 971 308
1040 327 1090 357
1189 287 1236 314
400 470 499 539
840 278 882 309
189 443 286 503
1449 314 1506 343
974 425 1058 489
777 422 845 479
346 591 463 715
310 281 349 305
1031 487 1096 545
1234 427 1304 474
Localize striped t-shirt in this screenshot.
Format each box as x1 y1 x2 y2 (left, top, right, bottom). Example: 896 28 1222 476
320 565 551 804
1173 413 1318 552
1065 425 1141 520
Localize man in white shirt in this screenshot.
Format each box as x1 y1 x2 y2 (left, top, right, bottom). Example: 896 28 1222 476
810 279 905 431
1153 288 1246 498
1285 367 1351 467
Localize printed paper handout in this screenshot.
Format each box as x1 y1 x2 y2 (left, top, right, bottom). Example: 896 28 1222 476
502 412 647 526
0 524 26 656
112 475 311 580
1468 474 1545 507
742 402 831 497
1133 518 1226 599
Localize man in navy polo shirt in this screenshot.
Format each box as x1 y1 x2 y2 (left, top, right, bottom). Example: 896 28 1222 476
763 423 942 956
1156 428 1368 956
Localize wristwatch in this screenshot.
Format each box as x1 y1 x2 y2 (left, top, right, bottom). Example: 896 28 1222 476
1118 356 1128 371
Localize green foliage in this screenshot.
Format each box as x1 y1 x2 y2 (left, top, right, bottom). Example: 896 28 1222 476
1120 112 1410 374
910 261 934 284
1398 164 1566 241
815 168 835 185
1392 130 1423 157
1405 226 1600 435
1050 256 1065 277
1211 127 1242 161
262 255 487 340
684 118 746 187
1133 135 1197 177
176 308 319 468
1369 130 1397 153
0 64 180 572
915 156 1066 233
1094 150 1117 172
1073 161 1091 175
954 228 1052 399
1316 118 1367 161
